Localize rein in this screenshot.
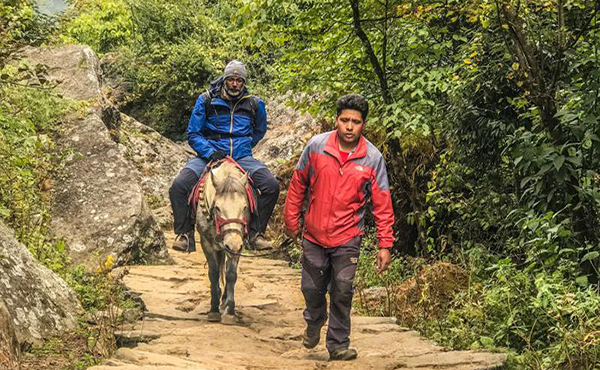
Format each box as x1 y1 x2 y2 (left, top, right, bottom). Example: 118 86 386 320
221 237 292 258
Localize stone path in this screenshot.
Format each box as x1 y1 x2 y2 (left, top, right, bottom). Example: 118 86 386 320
89 232 507 370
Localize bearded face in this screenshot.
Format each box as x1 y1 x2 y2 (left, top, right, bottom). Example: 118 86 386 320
223 77 244 98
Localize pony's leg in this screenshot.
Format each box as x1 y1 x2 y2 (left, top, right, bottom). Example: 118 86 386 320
222 256 240 316
204 248 222 322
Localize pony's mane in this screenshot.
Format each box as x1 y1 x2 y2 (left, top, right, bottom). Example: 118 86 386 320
212 162 247 196
215 176 246 195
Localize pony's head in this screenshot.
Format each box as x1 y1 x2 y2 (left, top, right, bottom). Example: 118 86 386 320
209 162 250 254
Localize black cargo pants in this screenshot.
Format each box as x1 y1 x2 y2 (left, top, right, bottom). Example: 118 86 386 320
301 236 361 353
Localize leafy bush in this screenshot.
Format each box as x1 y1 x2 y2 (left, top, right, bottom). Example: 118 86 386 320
0 66 75 256
61 0 134 54
416 254 600 369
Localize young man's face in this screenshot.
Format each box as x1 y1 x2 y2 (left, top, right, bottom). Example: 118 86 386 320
336 109 365 149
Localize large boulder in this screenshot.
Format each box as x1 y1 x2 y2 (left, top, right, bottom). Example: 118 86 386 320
19 44 172 267
253 95 322 175
0 300 19 370
19 44 102 101
51 113 171 268
0 223 80 346
251 96 322 242
118 114 191 229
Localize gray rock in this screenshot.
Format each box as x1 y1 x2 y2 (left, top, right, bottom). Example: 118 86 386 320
0 223 80 345
118 114 190 212
253 95 322 174
0 299 19 370
19 44 102 101
150 205 173 231
15 45 173 268
19 45 187 255
50 113 171 268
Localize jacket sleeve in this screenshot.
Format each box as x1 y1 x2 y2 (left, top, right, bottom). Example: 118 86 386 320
371 156 395 249
284 141 312 233
187 94 216 159
251 98 267 148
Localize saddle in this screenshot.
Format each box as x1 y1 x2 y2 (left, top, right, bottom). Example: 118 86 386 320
187 157 257 225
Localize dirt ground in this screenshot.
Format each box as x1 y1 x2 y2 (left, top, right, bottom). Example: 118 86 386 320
88 232 506 370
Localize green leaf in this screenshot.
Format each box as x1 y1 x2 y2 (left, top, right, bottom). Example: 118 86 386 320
480 337 494 348
514 156 523 166
553 156 565 171
575 276 588 287
582 251 599 262
0 207 10 218
567 156 582 167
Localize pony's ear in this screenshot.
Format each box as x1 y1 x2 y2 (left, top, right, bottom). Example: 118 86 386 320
238 171 249 184
210 169 219 188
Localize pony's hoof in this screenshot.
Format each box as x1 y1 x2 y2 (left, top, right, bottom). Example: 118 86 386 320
221 313 240 325
207 312 221 322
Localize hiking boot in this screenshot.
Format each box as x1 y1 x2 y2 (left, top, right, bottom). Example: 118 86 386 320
249 234 273 250
172 230 195 252
302 324 321 349
329 348 358 361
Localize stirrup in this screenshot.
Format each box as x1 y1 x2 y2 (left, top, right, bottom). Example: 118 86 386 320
173 233 192 253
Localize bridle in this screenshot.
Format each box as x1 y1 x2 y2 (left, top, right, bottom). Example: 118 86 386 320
213 212 248 240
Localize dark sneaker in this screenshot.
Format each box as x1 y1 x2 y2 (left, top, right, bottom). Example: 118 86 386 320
250 234 273 250
329 348 358 361
172 231 195 252
302 325 321 349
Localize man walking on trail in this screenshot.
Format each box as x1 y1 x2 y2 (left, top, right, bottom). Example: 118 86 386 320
169 60 279 252
283 94 395 361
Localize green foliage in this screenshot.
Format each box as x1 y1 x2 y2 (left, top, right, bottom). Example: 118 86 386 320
61 0 248 138
0 64 74 256
417 251 600 369
110 39 220 137
1 0 59 67
1 0 36 63
237 1 600 368
61 0 134 54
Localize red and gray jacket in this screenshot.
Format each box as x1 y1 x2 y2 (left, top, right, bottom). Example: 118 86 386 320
284 131 395 249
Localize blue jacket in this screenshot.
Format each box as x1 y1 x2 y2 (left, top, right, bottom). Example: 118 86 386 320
187 77 268 160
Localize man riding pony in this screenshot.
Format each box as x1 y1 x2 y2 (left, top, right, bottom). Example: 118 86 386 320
169 60 279 252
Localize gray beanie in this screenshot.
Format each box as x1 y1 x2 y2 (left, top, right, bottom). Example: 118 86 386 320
223 60 247 82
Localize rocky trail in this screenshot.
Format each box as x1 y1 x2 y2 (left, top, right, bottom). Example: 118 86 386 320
89 232 506 370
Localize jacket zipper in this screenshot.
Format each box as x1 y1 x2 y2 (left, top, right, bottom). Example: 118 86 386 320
326 153 346 235
229 96 248 157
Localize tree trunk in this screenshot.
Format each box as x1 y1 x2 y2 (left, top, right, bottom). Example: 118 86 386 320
349 0 390 104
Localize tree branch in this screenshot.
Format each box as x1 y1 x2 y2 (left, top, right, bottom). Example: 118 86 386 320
496 0 564 144
349 0 390 104
565 0 600 51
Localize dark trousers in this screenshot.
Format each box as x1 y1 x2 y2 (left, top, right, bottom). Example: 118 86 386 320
301 237 361 353
168 162 279 238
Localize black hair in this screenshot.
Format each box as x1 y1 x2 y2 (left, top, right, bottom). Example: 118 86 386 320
336 94 369 121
